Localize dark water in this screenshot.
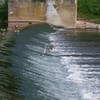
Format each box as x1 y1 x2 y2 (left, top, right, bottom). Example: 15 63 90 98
0 21 8 41
0 24 100 100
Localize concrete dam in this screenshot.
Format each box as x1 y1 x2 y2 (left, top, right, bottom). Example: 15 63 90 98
8 0 77 28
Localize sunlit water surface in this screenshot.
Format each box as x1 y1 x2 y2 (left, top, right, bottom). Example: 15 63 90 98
0 24 100 100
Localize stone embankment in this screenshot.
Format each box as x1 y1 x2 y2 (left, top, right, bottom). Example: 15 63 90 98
76 20 100 29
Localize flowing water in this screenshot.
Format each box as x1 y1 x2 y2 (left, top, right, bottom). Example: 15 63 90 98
0 24 100 100
46 0 62 25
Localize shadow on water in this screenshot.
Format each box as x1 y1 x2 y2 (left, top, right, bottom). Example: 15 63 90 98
0 21 8 42
0 31 23 100
1 24 100 100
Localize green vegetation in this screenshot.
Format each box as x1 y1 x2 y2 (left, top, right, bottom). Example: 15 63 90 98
78 0 100 24
0 0 8 9
0 0 8 28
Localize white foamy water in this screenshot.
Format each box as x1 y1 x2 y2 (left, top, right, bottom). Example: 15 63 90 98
46 0 62 26
61 57 100 100
49 30 100 100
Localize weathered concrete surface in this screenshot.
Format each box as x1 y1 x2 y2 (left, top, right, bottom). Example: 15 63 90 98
8 0 46 20
52 0 77 28
8 0 77 29
76 21 100 29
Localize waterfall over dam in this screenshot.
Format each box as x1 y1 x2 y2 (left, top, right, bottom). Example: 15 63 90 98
8 0 77 28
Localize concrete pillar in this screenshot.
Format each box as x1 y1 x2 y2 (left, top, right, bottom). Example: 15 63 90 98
57 0 77 28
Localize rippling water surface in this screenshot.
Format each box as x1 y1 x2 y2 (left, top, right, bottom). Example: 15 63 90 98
0 24 100 100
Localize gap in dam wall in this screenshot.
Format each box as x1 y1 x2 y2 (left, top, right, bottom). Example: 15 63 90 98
8 0 77 29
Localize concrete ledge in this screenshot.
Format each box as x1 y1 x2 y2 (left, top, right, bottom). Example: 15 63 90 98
8 20 46 32
8 20 100 32
76 21 100 29
8 20 45 23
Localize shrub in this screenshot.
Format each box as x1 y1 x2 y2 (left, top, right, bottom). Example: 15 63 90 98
78 0 100 15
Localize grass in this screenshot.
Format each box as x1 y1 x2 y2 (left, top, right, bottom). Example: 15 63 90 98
78 12 100 24
78 0 100 24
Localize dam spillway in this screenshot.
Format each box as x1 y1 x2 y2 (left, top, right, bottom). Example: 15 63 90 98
8 0 77 28
1 24 100 100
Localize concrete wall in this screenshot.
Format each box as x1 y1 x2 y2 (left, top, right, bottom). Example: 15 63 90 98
8 0 77 28
57 0 77 28
8 0 46 20
46 0 77 28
